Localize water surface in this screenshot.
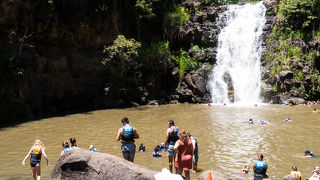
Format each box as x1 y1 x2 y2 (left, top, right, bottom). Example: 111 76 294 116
0 104 319 179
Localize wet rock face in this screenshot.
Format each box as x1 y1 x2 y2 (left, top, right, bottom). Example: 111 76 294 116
50 149 158 180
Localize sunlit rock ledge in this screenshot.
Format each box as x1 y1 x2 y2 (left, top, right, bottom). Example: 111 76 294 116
50 149 158 180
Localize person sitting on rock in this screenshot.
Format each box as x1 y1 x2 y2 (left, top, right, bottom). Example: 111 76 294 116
290 166 301 180
61 140 74 156
89 145 98 152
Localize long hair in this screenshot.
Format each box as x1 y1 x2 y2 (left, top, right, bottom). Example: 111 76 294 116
178 129 189 143
31 139 45 151
62 140 70 148
70 137 77 147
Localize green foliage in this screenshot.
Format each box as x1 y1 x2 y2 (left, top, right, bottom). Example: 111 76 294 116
191 45 201 51
277 0 318 32
135 0 156 20
163 4 190 37
148 41 170 54
172 49 200 78
102 35 141 65
102 35 141 78
288 46 301 62
139 41 170 58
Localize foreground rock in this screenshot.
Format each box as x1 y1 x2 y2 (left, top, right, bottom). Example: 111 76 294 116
50 149 158 180
198 170 231 180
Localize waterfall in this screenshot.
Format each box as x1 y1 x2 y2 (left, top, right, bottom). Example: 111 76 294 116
208 2 266 105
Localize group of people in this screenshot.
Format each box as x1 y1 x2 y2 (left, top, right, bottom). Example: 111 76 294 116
116 118 198 180
22 138 98 180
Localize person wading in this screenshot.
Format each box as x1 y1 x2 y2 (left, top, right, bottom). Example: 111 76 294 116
165 120 179 173
116 117 139 162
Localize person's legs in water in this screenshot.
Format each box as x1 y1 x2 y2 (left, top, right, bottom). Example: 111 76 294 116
127 144 136 162
167 144 176 173
193 151 198 171
36 163 41 180
176 168 183 176
31 166 37 180
121 144 130 161
121 144 136 162
184 170 190 180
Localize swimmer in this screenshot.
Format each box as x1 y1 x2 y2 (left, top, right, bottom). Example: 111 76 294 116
160 143 165 150
313 109 319 113
305 150 317 158
241 165 250 176
290 166 301 180
260 120 267 125
152 145 162 157
285 117 291 122
312 166 320 175
89 145 98 152
139 143 146 152
249 119 254 124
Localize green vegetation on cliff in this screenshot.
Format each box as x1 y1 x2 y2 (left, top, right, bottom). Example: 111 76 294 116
264 0 320 99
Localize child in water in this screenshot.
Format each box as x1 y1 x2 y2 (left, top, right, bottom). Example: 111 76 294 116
241 165 250 176
139 143 146 152
285 117 291 122
152 145 162 157
160 143 165 150
249 119 254 124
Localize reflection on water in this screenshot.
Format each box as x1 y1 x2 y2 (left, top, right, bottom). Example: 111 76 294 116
0 104 319 179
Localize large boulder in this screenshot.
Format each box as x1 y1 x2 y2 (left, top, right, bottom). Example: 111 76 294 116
50 149 158 180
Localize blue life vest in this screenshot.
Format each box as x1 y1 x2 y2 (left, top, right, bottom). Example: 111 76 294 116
64 147 74 152
91 147 98 152
121 125 134 142
254 160 267 176
260 120 265 124
153 151 160 157
169 126 179 145
249 120 254 124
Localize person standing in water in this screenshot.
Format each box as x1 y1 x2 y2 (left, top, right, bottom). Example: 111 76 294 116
174 130 193 180
116 117 139 162
22 140 49 180
253 153 268 180
187 132 199 172
165 120 180 173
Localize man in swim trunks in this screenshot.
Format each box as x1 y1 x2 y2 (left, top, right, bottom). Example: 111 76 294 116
165 120 179 173
116 117 139 162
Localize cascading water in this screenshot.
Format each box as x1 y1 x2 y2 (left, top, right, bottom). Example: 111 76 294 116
208 2 266 105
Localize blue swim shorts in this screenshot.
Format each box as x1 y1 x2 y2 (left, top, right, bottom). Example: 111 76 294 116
167 144 176 157
121 144 136 159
